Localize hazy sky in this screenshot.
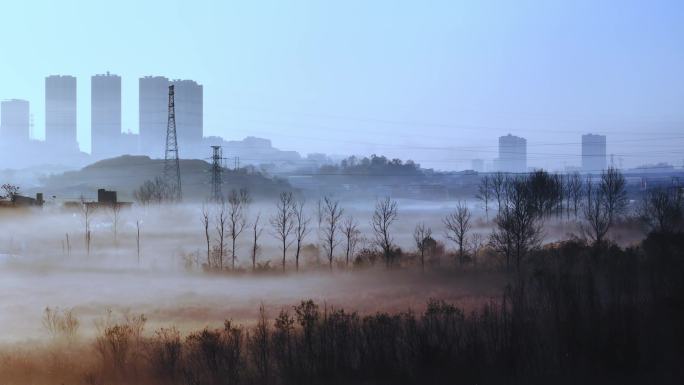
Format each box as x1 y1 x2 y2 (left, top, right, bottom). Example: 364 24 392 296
1 0 683 170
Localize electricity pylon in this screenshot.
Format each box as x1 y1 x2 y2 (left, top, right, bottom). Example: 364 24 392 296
163 85 182 201
210 145 225 202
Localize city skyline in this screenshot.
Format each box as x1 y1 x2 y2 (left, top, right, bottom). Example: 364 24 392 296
0 73 206 159
0 71 655 174
0 71 666 173
1 75 614 173
1 1 683 170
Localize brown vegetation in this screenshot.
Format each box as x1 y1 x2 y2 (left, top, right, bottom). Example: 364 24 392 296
1 233 683 384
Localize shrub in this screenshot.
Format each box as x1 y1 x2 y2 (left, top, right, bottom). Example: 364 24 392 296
42 307 80 343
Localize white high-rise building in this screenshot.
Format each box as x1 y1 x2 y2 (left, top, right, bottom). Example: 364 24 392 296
498 134 527 173
139 77 203 158
139 76 170 157
45 75 78 153
1 99 30 145
172 79 203 155
91 72 122 158
582 134 607 173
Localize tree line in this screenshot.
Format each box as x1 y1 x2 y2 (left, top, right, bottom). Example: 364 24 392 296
199 166 682 274
319 154 423 176
199 192 398 272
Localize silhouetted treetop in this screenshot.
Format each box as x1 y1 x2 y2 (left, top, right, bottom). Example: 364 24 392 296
320 154 423 176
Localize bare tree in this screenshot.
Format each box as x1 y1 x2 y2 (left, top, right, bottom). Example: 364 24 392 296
526 170 563 218
316 198 324 263
201 205 211 269
555 173 566 217
251 213 263 271
1 184 20 202
293 200 311 271
491 172 508 213
580 168 627 245
489 178 543 271
133 177 171 205
65 233 71 257
79 195 95 257
413 222 432 272
637 187 682 234
371 196 398 268
342 216 361 268
444 201 472 265
489 218 513 270
556 173 566 218
227 189 250 270
566 171 583 219
321 196 344 271
215 200 228 270
108 203 122 247
136 220 141 266
316 198 324 230
469 233 485 267
270 192 295 272
600 167 628 224
42 307 80 343
476 175 492 220
582 178 611 245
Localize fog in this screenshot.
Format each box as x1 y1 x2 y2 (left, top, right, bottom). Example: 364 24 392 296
0 192 650 345
0 200 508 343
0 189 670 385
3 200 483 265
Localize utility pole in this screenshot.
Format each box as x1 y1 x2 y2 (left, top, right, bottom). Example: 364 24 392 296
163 85 182 201
136 220 141 266
210 145 225 202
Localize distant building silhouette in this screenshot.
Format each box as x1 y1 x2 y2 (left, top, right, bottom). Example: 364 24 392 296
119 131 140 155
172 79 203 154
581 134 606 173
139 76 170 157
97 188 118 204
0 192 44 208
498 134 527 173
471 159 484 172
45 75 78 153
91 72 122 159
1 99 30 144
139 77 203 158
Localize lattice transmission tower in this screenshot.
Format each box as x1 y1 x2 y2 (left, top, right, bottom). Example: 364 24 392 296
210 145 226 202
163 85 182 201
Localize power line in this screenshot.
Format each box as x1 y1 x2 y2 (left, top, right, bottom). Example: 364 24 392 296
240 126 684 153
226 104 684 136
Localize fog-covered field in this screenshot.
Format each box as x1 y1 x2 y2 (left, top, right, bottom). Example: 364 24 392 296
0 199 585 264
0 265 508 344
0 196 647 344
0 200 507 343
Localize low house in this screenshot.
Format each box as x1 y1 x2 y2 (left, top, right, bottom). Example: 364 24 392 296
63 189 132 210
0 193 44 208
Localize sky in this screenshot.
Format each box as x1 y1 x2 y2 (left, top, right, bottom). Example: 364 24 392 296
0 0 683 170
